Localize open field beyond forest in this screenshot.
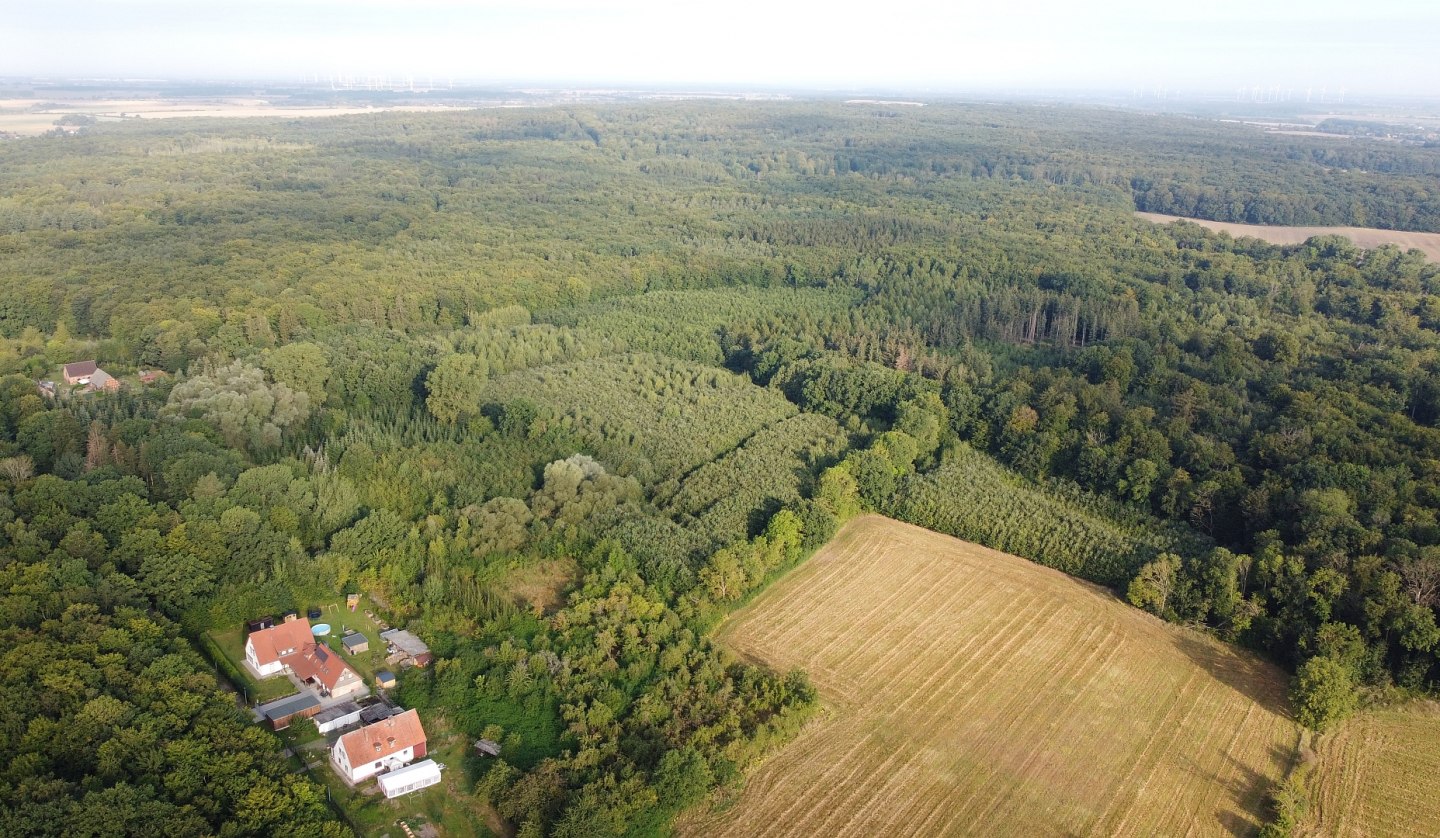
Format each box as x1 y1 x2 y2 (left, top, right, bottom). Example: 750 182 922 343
1300 701 1440 837
0 97 475 136
1137 211 1440 262
687 515 1300 837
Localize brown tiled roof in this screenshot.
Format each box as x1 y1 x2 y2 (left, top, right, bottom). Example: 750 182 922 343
247 619 316 666
338 709 426 766
63 360 97 379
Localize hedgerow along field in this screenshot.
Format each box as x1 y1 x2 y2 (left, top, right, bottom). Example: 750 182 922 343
686 515 1300 837
1299 702 1440 837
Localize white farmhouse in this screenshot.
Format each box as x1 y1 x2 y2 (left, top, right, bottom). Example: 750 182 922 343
244 618 314 678
331 708 428 785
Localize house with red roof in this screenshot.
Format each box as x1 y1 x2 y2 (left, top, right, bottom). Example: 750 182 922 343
331 708 429 785
244 618 364 699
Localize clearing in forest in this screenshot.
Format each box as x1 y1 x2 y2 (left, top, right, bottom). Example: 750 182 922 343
686 515 1299 837
1137 212 1440 262
1300 701 1440 837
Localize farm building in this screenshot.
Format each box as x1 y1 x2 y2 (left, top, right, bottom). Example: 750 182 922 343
341 633 369 655
375 670 397 689
62 360 120 392
256 692 322 730
331 708 427 785
380 629 433 667
377 759 442 799
62 360 97 385
85 369 119 392
138 369 167 384
315 700 364 734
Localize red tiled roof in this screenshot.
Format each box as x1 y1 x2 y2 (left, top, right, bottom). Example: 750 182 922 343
247 619 316 666
338 709 426 766
287 643 358 691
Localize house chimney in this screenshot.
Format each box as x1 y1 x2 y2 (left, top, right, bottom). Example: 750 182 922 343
374 742 382 752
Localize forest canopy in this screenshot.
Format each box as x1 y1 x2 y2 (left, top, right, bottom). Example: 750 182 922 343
2 100 1440 835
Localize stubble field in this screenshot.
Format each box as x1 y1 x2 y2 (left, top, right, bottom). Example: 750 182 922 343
1137 212 1440 262
685 515 1300 837
1300 702 1440 837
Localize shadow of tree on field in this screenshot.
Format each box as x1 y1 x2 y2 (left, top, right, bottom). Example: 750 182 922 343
1167 629 1292 718
1174 746 1288 836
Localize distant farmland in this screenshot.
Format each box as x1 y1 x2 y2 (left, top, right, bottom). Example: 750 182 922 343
686 515 1299 837
1301 702 1440 837
1138 212 1440 262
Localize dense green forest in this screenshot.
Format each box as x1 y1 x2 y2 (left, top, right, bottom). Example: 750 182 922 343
4 101 1440 834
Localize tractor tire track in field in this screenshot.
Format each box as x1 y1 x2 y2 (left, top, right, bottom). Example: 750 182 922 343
1300 702 1440 837
683 515 1298 838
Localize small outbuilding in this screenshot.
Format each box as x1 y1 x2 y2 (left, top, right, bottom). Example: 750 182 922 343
314 700 364 734
475 739 502 757
375 670 398 690
257 692 323 730
341 633 370 655
380 629 433 667
376 759 442 799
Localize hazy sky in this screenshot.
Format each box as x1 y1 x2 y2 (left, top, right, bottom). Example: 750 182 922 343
3 0 1438 95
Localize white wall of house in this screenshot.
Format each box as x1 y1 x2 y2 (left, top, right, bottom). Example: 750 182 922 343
244 638 285 677
329 671 365 698
332 742 417 784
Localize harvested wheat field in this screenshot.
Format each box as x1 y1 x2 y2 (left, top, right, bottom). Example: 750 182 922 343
685 515 1299 838
1300 702 1440 837
1138 212 1440 262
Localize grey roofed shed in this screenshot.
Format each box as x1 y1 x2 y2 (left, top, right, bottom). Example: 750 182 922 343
341 633 370 653
379 629 430 657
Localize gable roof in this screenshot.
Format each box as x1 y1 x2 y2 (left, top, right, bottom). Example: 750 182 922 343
247 619 316 666
287 642 358 691
337 708 426 766
63 360 97 379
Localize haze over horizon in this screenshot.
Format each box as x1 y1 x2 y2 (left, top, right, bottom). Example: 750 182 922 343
2 0 1438 98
